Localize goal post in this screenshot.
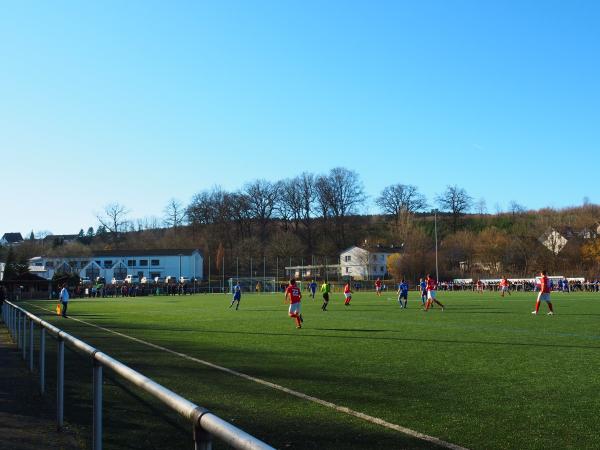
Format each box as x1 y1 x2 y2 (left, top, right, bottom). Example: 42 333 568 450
228 277 279 294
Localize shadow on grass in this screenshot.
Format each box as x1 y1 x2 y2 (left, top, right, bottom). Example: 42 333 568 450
79 323 600 351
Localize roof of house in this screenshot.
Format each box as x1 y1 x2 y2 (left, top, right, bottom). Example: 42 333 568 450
341 244 404 254
31 249 203 261
1 233 24 243
90 248 202 257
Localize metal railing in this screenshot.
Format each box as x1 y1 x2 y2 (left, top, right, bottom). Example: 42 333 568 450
1 301 274 450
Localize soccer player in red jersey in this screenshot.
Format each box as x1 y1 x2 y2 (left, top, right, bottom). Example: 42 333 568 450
285 279 304 328
424 274 444 311
532 270 554 315
499 277 511 297
476 279 484 294
374 278 382 297
343 282 352 306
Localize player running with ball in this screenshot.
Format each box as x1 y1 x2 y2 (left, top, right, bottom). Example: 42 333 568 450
285 279 304 328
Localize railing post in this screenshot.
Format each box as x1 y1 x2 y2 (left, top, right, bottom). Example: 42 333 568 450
193 423 213 450
57 337 64 430
40 328 46 395
29 319 34 371
22 315 27 360
93 360 103 450
17 311 22 349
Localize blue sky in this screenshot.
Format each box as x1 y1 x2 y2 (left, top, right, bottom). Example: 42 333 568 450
1 1 598 235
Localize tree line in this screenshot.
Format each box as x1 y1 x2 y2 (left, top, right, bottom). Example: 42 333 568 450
3 167 600 281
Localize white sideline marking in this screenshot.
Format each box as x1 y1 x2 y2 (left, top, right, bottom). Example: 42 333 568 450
27 303 468 450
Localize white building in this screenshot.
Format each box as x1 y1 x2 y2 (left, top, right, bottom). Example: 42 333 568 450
339 245 403 280
29 249 203 281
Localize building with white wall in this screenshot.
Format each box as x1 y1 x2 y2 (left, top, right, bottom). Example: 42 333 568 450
29 249 203 281
339 245 403 280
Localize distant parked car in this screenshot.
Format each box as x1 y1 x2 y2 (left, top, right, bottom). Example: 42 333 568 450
154 276 165 284
179 276 190 284
80 277 91 285
141 276 155 284
165 276 177 284
111 278 124 286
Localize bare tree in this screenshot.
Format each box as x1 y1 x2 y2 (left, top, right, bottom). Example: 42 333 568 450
376 184 427 223
276 179 301 232
508 201 526 217
97 203 130 241
475 197 487 215
163 198 186 228
136 216 161 231
435 185 473 232
316 167 366 247
298 172 317 250
277 173 317 246
244 179 279 241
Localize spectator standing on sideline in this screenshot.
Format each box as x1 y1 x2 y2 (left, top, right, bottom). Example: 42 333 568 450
59 284 70 318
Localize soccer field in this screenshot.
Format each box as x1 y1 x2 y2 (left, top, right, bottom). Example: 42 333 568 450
19 291 600 450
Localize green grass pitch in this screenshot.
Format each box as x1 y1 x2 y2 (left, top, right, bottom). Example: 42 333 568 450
19 290 600 449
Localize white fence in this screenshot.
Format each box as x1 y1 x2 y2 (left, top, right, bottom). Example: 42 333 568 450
1 301 274 450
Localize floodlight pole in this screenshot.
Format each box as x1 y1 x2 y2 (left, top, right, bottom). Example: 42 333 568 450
434 210 439 282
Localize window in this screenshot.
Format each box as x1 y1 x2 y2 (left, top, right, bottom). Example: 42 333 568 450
113 266 127 280
150 272 161 279
139 260 148 266
380 266 384 272
128 260 136 267
104 260 112 268
46 261 54 268
344 255 351 262
151 259 160 266
345 267 350 273
86 266 100 280
96 261 101 266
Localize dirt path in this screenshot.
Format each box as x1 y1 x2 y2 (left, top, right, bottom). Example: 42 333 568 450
0 325 84 450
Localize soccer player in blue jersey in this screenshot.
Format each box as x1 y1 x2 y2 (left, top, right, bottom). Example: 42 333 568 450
397 279 409 308
419 278 427 307
229 281 242 310
309 280 317 299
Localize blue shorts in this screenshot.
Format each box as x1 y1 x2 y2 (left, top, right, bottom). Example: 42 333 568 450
399 292 408 300
233 292 241 301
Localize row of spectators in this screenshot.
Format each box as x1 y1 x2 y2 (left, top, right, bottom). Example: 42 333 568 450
450 279 600 292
